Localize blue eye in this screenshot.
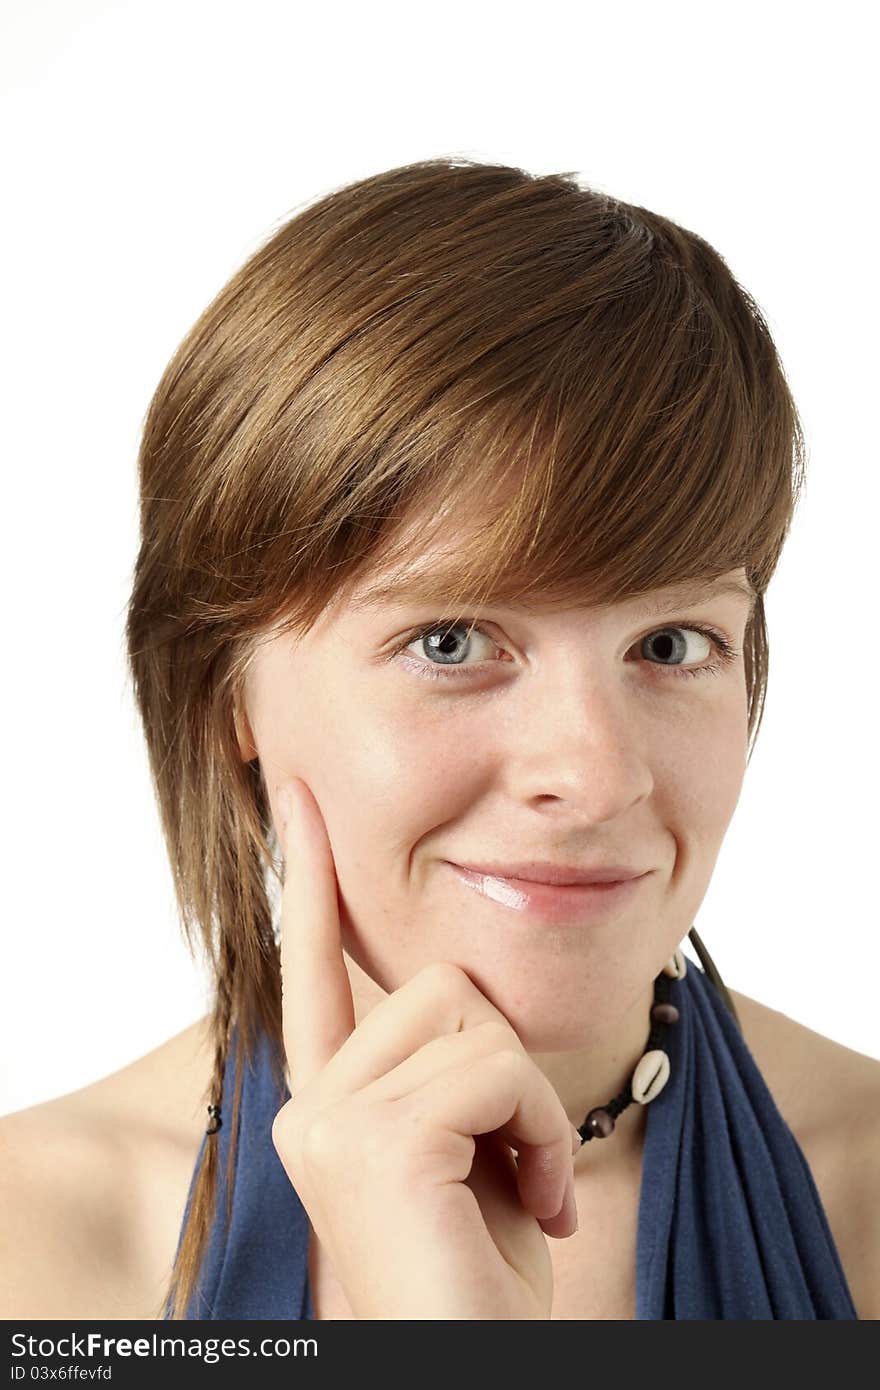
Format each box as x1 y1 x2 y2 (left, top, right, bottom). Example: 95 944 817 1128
392 619 740 684
406 621 492 669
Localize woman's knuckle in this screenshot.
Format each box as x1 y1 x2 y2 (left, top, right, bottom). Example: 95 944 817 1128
271 1098 299 1153
478 1020 519 1051
301 1107 344 1168
492 1046 528 1079
421 960 467 993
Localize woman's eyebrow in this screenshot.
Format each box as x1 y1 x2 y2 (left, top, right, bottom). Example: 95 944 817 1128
635 578 757 619
350 575 757 618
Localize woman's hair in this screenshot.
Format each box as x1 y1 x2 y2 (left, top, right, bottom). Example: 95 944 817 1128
124 157 805 1318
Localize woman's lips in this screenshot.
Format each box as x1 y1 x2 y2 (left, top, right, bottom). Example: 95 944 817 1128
444 862 652 924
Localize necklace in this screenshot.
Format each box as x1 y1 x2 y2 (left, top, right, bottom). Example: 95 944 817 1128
205 947 688 1141
575 947 685 1143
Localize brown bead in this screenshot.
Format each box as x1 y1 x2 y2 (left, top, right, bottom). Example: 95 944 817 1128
651 1002 680 1026
586 1107 615 1138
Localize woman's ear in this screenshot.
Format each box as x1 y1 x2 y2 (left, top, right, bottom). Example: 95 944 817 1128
233 698 258 763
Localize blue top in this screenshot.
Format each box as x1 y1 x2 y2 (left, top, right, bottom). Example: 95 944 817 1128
168 962 859 1320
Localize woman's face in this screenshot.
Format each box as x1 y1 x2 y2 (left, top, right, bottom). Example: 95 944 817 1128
238 530 751 1053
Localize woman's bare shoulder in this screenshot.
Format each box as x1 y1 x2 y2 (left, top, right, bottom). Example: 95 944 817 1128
0 1014 215 1320
727 986 880 1129
729 986 880 1318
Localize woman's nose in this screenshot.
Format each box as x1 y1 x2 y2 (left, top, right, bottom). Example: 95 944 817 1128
502 674 653 820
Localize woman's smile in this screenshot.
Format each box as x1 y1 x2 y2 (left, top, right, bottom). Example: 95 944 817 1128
444 861 655 924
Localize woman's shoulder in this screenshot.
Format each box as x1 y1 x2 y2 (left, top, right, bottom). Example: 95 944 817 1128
2 993 877 1319
728 986 880 1318
0 1014 214 1319
727 986 880 1138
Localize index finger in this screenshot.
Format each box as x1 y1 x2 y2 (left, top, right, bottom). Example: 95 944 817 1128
277 777 356 1094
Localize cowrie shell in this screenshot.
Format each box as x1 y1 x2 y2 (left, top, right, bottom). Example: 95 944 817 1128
631 1048 671 1104
662 947 687 979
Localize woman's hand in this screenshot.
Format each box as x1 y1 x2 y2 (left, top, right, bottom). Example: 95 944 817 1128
270 777 581 1321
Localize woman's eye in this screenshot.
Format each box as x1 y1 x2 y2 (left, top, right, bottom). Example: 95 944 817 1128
392 620 739 684
401 621 499 672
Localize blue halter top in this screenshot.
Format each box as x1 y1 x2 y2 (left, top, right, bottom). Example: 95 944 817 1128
169 962 858 1320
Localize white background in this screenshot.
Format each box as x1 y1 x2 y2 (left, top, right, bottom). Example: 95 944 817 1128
2 0 877 1116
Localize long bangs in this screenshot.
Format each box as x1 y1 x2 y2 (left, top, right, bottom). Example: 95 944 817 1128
260 236 789 643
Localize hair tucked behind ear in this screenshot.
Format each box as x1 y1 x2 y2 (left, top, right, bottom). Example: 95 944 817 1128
126 156 804 1319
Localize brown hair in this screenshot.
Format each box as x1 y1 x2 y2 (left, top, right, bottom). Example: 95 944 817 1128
124 156 805 1318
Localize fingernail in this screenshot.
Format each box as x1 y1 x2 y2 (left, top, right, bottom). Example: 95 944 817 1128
570 1122 583 1154
563 1168 578 1233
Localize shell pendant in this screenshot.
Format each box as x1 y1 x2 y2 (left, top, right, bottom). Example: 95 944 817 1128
662 947 687 979
631 1048 671 1105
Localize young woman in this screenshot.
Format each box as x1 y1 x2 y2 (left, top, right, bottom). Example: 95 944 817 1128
2 157 878 1321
